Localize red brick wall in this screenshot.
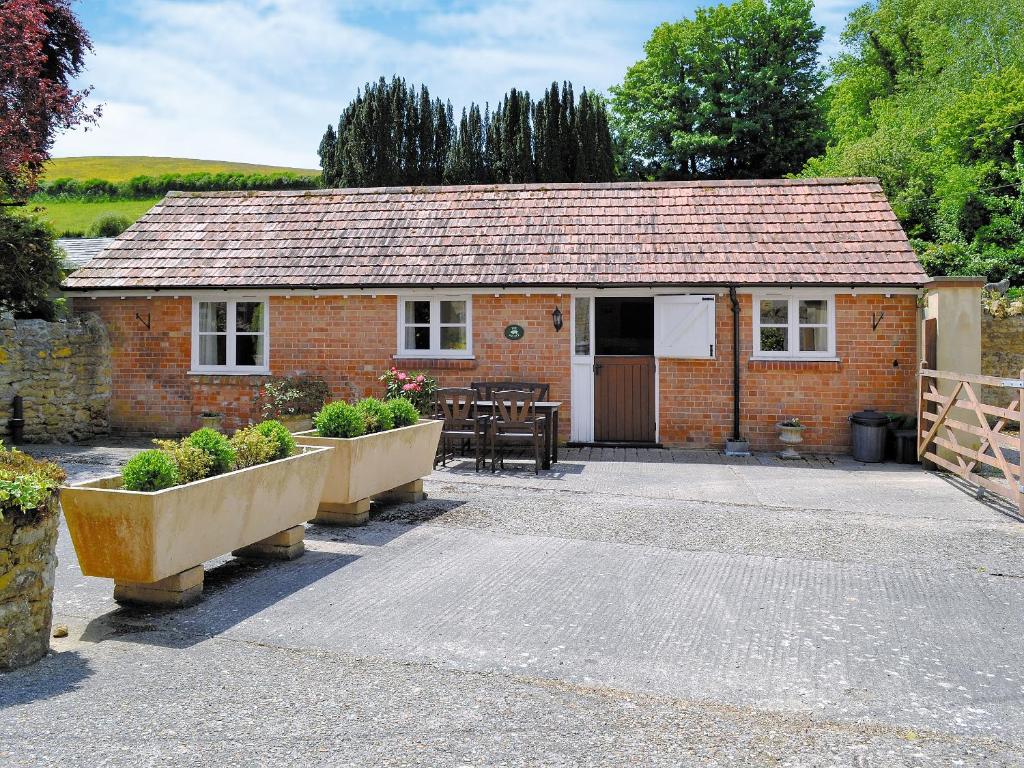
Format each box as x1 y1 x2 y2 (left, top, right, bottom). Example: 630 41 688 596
659 293 919 451
81 294 572 437
82 291 917 452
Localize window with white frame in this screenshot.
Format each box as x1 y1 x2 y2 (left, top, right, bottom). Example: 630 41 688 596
753 294 835 359
191 298 269 372
398 296 472 357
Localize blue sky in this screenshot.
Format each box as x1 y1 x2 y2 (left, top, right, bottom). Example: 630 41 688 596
54 0 858 168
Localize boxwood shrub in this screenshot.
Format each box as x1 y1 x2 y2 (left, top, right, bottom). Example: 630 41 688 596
356 397 394 433
122 450 179 492
314 402 366 438
184 428 236 475
385 397 419 428
254 419 297 460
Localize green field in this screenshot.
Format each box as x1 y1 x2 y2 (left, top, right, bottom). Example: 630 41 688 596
43 156 318 182
22 198 161 236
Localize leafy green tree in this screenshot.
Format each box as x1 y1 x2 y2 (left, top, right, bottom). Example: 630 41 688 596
0 209 64 319
610 0 826 179
803 0 1024 283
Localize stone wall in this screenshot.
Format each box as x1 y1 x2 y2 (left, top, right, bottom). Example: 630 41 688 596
0 314 111 443
981 313 1024 408
0 498 59 670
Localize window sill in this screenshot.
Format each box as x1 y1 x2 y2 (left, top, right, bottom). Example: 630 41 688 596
187 369 271 377
394 353 474 360
392 355 477 371
749 356 841 363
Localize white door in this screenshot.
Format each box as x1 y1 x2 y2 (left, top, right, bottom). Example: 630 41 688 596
570 295 595 442
654 295 716 359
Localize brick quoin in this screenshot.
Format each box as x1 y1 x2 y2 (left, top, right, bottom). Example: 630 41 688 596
81 291 917 453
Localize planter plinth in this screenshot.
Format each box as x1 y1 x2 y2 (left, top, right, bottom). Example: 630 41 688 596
114 565 203 608
233 525 305 560
313 498 370 526
375 479 426 504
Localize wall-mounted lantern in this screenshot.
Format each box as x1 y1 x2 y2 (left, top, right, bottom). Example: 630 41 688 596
552 306 563 332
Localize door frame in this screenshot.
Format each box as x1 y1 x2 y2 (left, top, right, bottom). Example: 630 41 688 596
570 292 660 443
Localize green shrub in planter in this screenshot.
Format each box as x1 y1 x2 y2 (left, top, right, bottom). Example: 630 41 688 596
385 397 419 428
254 419 297 460
122 450 179 492
356 397 394 433
152 439 214 484
184 428 236 476
314 402 366 438
230 426 277 469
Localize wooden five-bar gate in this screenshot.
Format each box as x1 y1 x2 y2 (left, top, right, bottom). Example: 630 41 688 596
918 367 1024 514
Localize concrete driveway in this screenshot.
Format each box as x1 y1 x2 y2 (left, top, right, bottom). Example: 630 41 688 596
2 444 1024 766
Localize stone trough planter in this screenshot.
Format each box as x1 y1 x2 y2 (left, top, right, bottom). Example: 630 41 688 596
0 494 60 671
60 446 331 607
294 419 443 526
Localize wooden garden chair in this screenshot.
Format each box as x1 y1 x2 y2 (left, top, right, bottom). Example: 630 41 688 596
434 388 488 471
488 389 547 474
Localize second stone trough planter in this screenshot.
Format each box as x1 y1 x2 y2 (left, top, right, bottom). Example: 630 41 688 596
60 445 331 607
294 419 443 526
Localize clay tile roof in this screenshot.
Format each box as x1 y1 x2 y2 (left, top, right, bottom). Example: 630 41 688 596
63 179 926 290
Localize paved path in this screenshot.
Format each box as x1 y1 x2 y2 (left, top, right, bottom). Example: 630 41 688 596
2 445 1024 766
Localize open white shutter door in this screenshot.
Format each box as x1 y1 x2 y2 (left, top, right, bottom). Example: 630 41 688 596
654 295 716 359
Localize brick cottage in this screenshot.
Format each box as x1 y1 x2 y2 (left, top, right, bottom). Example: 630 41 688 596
64 179 927 453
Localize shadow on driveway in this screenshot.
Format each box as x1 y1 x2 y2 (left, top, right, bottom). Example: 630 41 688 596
79 549 357 650
0 651 93 709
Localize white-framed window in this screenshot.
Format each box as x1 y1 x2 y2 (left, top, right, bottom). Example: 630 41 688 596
752 293 836 360
190 297 270 374
397 296 473 358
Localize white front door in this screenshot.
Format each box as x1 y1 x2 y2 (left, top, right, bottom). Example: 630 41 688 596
570 295 595 442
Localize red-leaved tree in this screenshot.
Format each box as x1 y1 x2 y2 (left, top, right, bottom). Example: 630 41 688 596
0 0 99 202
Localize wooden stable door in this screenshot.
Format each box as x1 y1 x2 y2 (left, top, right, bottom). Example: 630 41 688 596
593 356 656 443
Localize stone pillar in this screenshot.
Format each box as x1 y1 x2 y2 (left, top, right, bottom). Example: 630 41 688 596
0 499 59 671
923 277 985 456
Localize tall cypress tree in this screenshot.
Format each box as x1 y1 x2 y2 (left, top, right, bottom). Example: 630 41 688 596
318 124 338 186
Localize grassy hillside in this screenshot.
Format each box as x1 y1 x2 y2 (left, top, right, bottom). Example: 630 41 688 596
44 156 319 182
24 198 161 236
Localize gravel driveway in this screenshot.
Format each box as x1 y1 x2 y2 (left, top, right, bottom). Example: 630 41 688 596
2 444 1023 766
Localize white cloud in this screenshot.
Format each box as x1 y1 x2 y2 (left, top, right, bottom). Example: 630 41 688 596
53 0 848 167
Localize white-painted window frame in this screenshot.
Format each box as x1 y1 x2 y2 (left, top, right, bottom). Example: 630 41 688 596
190 296 270 374
396 295 474 359
751 291 837 361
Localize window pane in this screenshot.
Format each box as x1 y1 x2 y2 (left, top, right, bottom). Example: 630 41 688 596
440 326 467 350
198 302 226 333
440 300 466 324
799 300 827 325
235 334 264 366
405 326 430 350
574 297 590 355
759 299 788 324
199 334 226 365
760 327 788 352
236 302 264 332
799 326 828 352
406 301 430 324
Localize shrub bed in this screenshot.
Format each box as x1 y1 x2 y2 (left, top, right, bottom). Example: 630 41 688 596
312 397 426 438
121 420 295 492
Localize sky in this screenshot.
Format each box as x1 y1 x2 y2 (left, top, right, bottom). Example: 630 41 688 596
53 0 860 169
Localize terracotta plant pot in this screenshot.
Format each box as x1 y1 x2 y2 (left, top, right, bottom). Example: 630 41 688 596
0 493 60 671
293 419 442 526
60 446 331 606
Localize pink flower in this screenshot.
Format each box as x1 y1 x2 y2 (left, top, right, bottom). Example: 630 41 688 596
402 383 415 391
397 372 407 381
416 375 425 383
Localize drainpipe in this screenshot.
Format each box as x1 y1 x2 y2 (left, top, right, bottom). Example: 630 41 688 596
724 288 750 456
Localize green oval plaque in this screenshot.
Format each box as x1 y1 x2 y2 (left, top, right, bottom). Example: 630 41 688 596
504 324 525 341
